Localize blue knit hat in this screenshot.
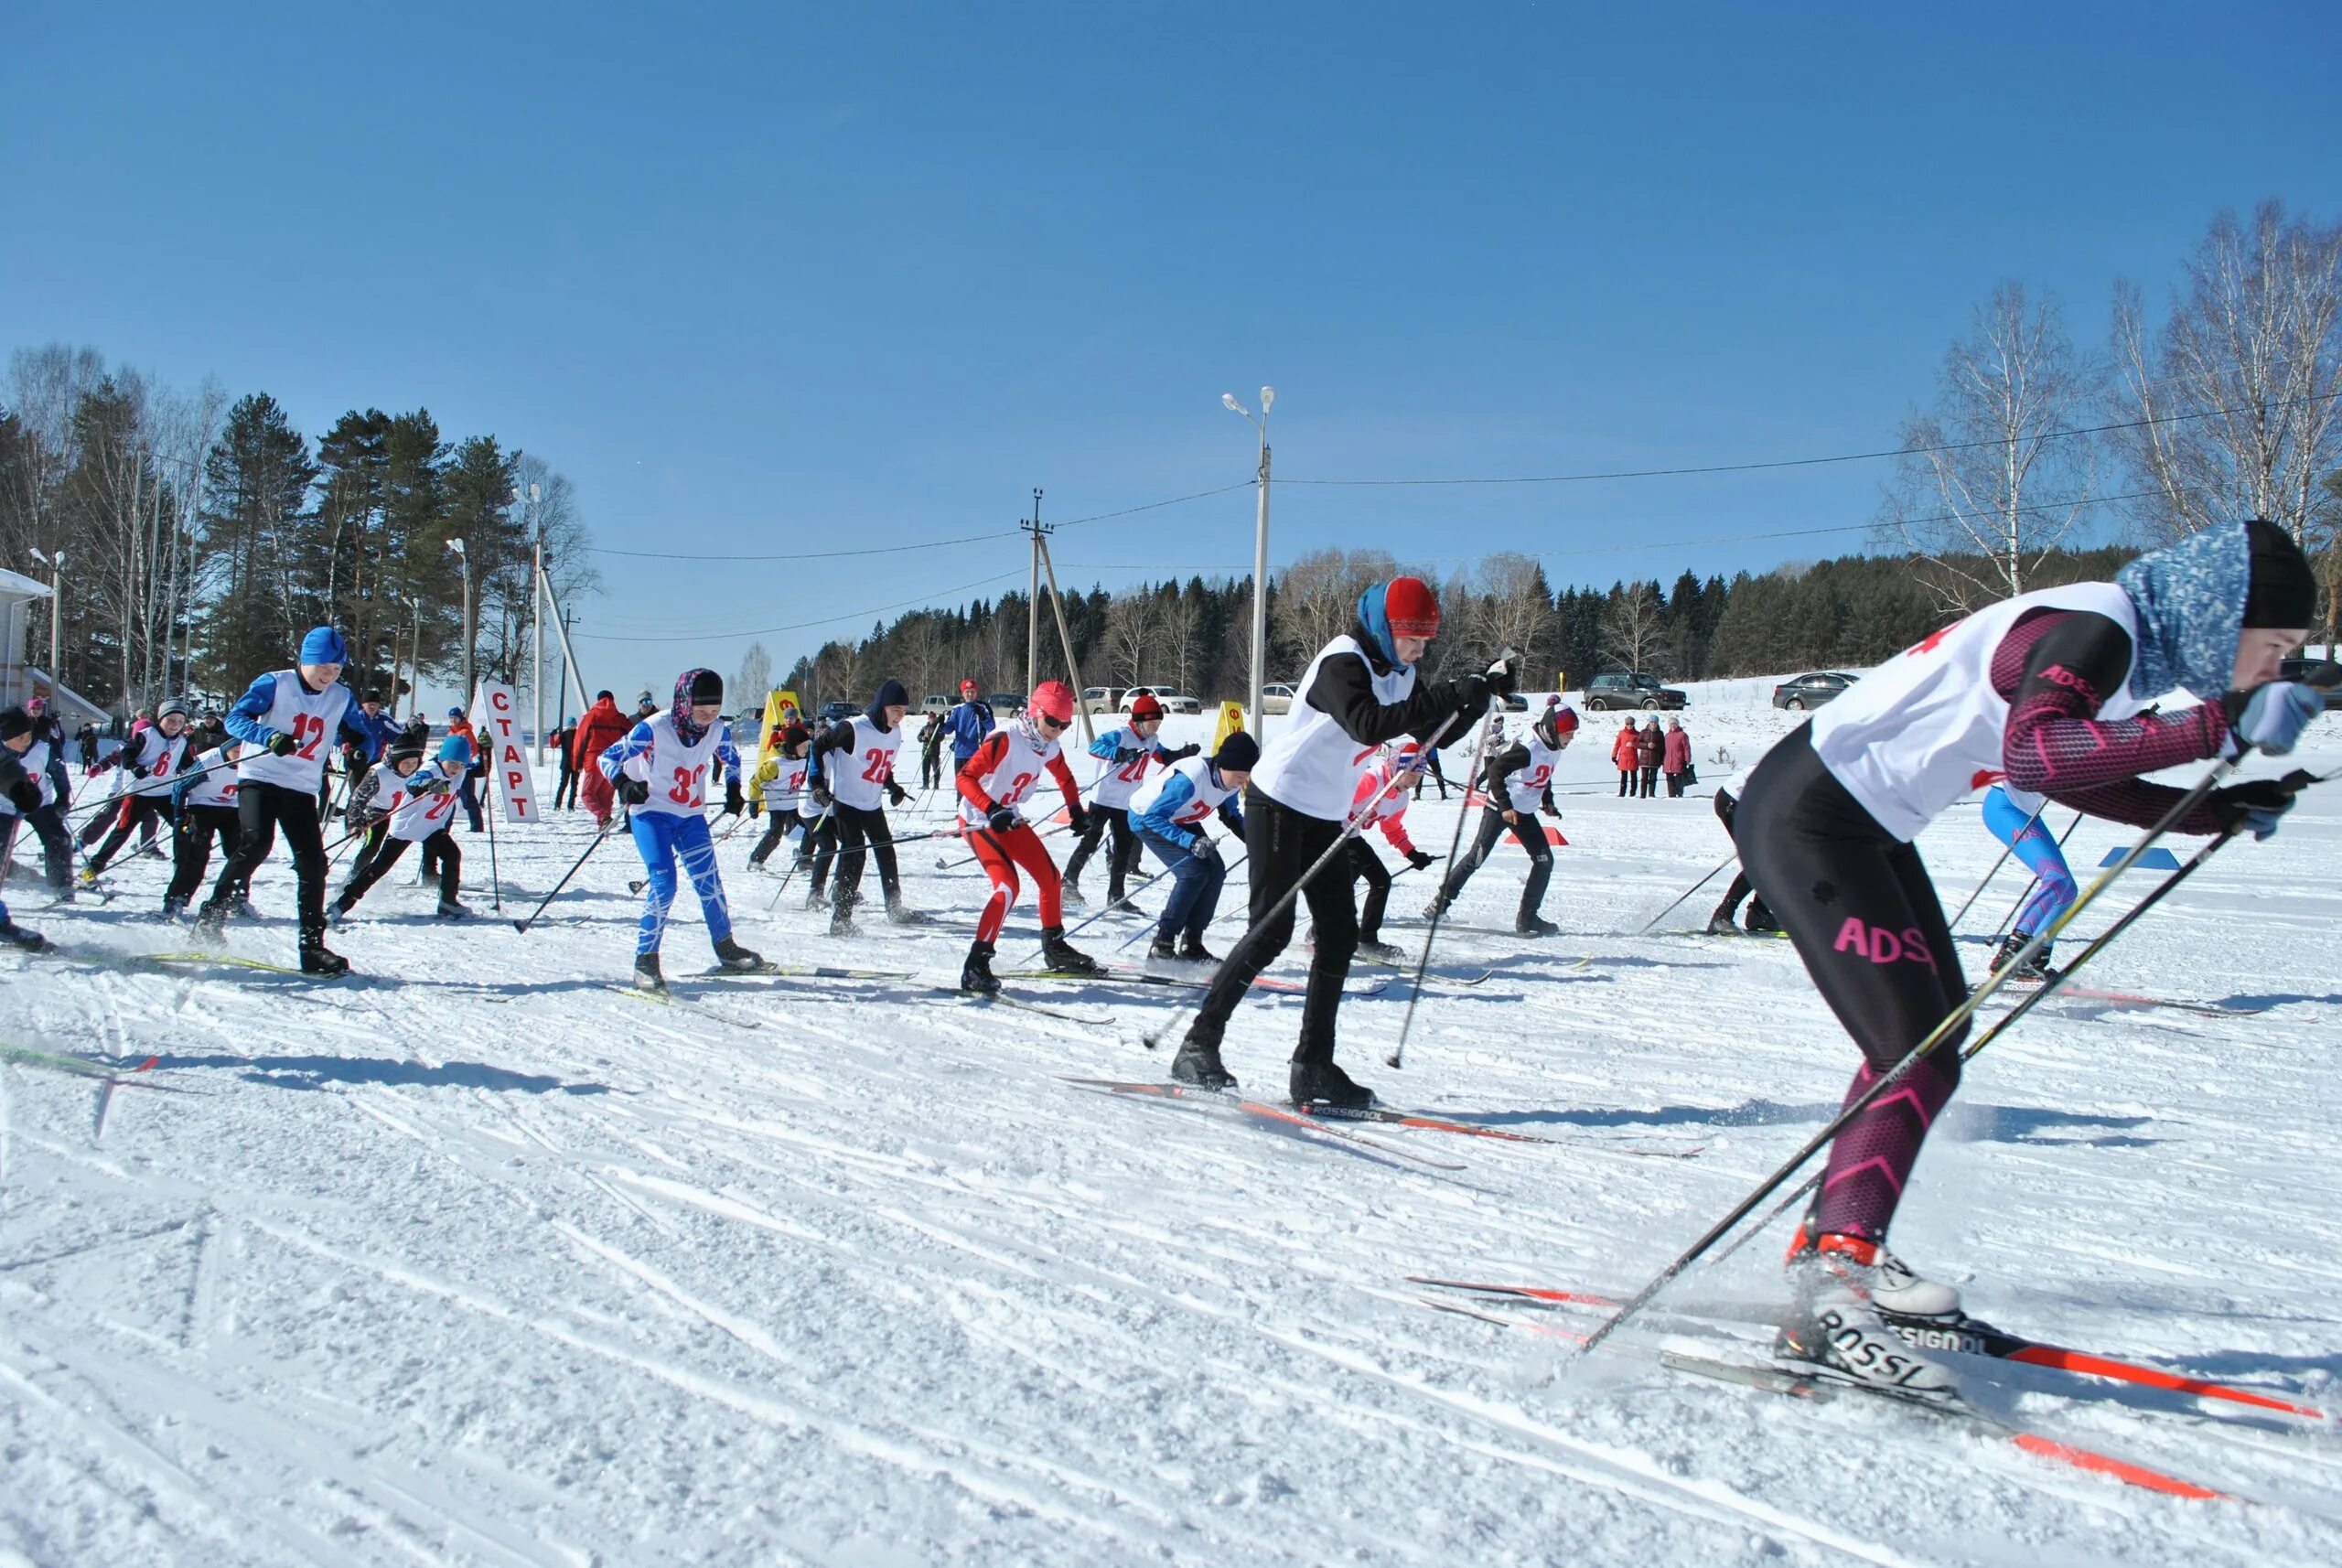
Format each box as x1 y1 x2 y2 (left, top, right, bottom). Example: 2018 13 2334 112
298 626 347 665
437 734 473 765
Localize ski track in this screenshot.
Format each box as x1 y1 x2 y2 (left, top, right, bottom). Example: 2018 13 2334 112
5 704 2342 1565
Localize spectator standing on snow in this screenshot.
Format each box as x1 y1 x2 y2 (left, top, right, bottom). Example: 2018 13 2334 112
1635 718 1663 798
1611 720 1640 797
570 691 631 828
1662 718 1693 797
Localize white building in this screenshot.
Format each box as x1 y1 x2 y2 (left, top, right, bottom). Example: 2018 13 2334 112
0 567 111 725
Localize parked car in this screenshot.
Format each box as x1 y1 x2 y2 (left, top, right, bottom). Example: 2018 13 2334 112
1258 682 1296 715
814 700 856 726
985 692 1025 716
1080 686 1123 715
1583 671 1688 712
1771 671 1862 711
2279 658 2342 710
1121 686 1201 714
921 693 951 716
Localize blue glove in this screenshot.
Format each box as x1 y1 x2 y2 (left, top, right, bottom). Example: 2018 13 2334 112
2225 681 2324 756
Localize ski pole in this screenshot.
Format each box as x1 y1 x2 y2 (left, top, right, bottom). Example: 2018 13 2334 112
1137 699 1472 1053
1388 699 1507 1069
1578 751 2247 1356
512 821 622 932
1631 853 1738 937
1985 809 2086 942
1942 798 2045 932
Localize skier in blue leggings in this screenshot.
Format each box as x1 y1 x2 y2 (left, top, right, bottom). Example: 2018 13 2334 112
1980 782 2076 980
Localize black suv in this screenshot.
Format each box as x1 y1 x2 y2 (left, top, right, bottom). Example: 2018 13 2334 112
1771 671 1861 710
813 700 856 726
2279 658 2342 710
1583 671 1688 712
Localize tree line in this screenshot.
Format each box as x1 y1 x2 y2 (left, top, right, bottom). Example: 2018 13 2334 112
0 344 600 717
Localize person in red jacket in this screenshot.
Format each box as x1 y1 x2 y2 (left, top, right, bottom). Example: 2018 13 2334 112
1611 720 1640 797
569 691 632 827
1661 717 1693 797
954 679 1100 993
1344 743 1436 961
1634 717 1664 798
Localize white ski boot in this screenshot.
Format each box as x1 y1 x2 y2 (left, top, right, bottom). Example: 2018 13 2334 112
1776 1230 1960 1398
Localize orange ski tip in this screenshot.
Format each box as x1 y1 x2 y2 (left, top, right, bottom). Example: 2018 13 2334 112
2010 1434 2231 1500
2009 1346 2328 1421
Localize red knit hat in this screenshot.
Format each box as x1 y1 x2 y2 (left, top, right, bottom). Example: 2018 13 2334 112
1384 576 1439 639
1128 692 1164 720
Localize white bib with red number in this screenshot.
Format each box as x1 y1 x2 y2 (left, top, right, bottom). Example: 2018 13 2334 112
824 714 902 812
388 773 464 842
959 723 1062 826
623 713 726 819
1090 725 1158 809
236 671 352 792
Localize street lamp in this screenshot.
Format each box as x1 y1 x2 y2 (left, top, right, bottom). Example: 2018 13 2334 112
28 548 64 692
446 537 474 705
1223 386 1273 738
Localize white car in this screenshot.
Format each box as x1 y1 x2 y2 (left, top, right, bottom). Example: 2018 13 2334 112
1258 682 1296 715
1080 686 1123 715
1120 687 1202 715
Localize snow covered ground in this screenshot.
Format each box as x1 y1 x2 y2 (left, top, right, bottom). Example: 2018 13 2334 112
5 686 2341 1566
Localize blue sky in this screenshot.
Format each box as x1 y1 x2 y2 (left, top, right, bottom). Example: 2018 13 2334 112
5 3 2336 706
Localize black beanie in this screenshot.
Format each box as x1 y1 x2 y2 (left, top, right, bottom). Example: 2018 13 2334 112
1212 731 1261 773
0 707 30 742
385 735 426 768
2242 518 2316 629
687 669 725 705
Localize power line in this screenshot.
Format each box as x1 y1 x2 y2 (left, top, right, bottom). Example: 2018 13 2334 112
570 567 1030 645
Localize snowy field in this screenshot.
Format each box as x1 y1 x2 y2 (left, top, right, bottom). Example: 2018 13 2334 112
5 682 2341 1566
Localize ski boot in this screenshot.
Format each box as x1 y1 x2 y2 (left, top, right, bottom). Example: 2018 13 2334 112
233 899 263 921
328 898 354 930
76 865 100 887
1745 901 1782 935
1775 1230 1959 1397
1170 1029 1237 1090
1039 925 1100 975
1993 930 2057 983
1059 883 1087 909
435 898 473 920
960 940 1001 994
1176 934 1218 964
1146 935 1182 964
829 897 859 938
713 936 769 972
0 920 50 952
1356 937 1407 963
1705 910 1741 936
805 886 828 911
1420 897 1449 923
190 902 228 946
885 896 926 926
1515 913 1560 938
1290 1057 1374 1112
298 941 350 978
160 896 187 920
633 950 667 993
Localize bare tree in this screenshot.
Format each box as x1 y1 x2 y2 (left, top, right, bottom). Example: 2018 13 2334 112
1599 580 1666 673
1154 582 1204 692
1104 589 1156 685
2111 201 2342 550
736 640 773 706
1470 553 1554 672
1879 282 2101 610
1272 547 1397 665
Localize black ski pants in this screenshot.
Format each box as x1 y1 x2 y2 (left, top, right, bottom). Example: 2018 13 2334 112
87 793 170 875
205 780 328 944
1708 787 1775 930
1434 805 1552 923
167 805 243 906
340 824 459 908
1347 838 1394 941
2 804 71 892
747 808 812 867
1735 725 1966 1242
554 764 580 810
920 746 944 789
1062 803 1141 897
1190 789 1356 1065
1412 750 1449 800
825 802 899 910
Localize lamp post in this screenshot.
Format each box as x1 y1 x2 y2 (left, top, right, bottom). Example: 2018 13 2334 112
1222 386 1273 737
528 480 544 761
29 548 64 692
446 537 473 705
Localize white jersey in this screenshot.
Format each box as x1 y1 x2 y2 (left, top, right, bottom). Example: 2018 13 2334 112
618 713 729 819
823 715 902 812
958 722 1066 826
1809 582 2148 843
126 728 188 798
761 756 811 812
1251 634 1418 820
1499 731 1567 814
236 671 353 791
0 739 53 817
1130 755 1240 829
1718 765 1756 802
1090 725 1161 809
182 746 244 811
388 775 463 843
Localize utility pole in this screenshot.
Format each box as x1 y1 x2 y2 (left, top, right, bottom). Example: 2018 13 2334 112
1022 489 1046 700
1223 387 1274 739
530 482 544 760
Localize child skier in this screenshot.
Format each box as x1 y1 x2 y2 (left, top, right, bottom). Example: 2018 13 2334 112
1340 743 1439 962
331 733 473 923
1424 703 1576 936
1979 782 2075 981
1062 690 1196 909
194 627 376 973
1704 765 1778 935
1130 733 1256 965
81 697 193 881
1733 518 2320 1394
1169 576 1508 1106
599 668 764 991
165 737 248 918
954 680 1100 993
746 722 813 870
0 703 72 903
0 709 54 950
805 678 917 934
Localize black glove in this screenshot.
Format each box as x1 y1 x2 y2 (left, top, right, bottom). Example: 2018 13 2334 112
1066 802 1090 837
1113 746 1145 764
7 779 39 814
130 762 150 779
1187 833 1220 866
1484 653 1520 697
1405 849 1436 871
986 803 1018 834
809 779 833 810
268 733 297 757
1446 674 1494 714
615 775 650 806
724 779 744 816
886 780 908 808
2208 769 2316 842
1167 744 1201 762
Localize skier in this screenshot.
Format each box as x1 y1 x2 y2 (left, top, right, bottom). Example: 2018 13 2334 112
1410 738 1450 801
0 710 53 950
164 737 248 918
944 678 994 772
81 697 192 881
1340 743 1438 962
571 690 630 827
1734 518 2321 1393
745 721 813 870
1979 783 2076 982
1425 703 1576 936
805 678 918 934
955 679 1099 992
1063 690 1195 909
1704 765 1778 935
916 709 947 791
1169 576 1511 1106
337 690 400 806
194 627 378 973
331 733 472 923
598 668 765 991
1130 733 1254 963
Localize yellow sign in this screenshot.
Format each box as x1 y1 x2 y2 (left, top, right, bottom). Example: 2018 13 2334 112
753 688 801 774
1210 700 1247 754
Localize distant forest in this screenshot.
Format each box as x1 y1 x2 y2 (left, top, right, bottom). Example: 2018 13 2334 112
780 544 2145 708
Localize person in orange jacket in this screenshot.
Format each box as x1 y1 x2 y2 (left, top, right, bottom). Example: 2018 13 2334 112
1611 719 1640 797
